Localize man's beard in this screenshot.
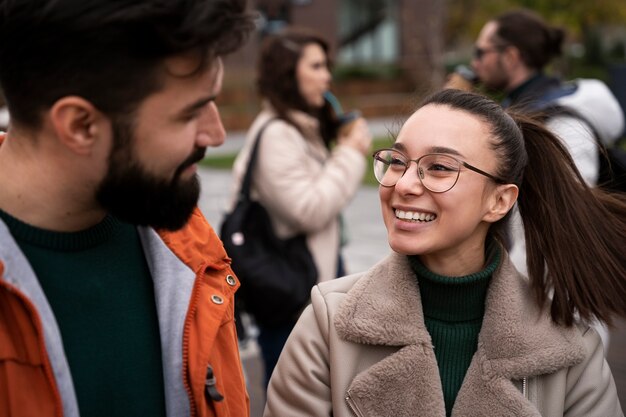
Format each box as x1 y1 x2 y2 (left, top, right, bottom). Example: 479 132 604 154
480 58 510 93
96 120 205 231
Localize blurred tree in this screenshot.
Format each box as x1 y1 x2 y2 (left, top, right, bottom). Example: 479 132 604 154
399 0 445 93
445 0 626 52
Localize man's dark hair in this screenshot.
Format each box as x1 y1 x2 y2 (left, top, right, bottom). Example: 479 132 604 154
493 9 565 71
0 0 253 129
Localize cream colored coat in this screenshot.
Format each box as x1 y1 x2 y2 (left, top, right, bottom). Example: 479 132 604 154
264 251 623 417
230 106 366 282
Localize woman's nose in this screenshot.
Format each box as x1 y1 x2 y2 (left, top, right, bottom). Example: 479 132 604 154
394 163 426 195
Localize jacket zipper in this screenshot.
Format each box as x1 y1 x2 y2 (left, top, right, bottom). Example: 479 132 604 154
182 272 203 417
522 377 528 399
345 391 365 417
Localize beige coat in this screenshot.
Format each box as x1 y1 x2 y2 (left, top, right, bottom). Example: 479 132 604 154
230 106 366 282
264 251 623 417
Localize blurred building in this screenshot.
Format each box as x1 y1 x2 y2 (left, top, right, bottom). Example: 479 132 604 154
227 0 399 70
222 0 434 130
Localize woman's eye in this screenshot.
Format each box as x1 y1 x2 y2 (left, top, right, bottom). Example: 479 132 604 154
390 157 406 166
428 163 455 172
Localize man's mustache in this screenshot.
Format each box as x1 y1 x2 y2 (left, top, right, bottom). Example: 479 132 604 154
175 147 206 178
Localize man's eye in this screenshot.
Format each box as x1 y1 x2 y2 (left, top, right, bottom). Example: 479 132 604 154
182 110 201 121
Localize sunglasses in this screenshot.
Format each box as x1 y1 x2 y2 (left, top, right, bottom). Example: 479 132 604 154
473 45 506 60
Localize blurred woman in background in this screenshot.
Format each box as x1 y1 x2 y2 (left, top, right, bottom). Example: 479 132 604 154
229 27 372 387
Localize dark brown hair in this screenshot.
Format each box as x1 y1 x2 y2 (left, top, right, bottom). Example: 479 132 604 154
257 27 338 146
0 0 254 129
421 89 626 326
492 9 565 70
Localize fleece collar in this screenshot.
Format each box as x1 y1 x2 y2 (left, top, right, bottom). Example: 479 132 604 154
334 250 585 416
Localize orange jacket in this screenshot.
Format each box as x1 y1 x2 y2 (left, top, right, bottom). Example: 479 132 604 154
0 208 249 416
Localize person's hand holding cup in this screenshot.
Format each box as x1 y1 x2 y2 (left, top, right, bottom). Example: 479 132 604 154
337 112 371 157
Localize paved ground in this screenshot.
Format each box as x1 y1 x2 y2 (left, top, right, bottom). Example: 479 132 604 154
197 121 625 415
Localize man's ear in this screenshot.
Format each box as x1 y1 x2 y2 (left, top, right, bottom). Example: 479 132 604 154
501 45 522 69
49 96 107 156
483 183 518 223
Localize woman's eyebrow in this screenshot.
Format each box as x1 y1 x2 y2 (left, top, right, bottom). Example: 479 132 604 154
391 142 407 152
391 143 465 158
429 146 464 157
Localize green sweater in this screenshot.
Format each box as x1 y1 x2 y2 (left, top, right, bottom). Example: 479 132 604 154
0 209 166 417
409 245 500 417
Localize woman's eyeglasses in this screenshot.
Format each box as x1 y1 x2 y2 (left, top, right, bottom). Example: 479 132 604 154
372 148 505 193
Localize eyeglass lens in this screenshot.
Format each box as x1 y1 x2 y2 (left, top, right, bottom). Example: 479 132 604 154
373 150 461 192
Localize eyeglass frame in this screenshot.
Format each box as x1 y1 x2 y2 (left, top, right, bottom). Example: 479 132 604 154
473 44 507 60
372 148 506 193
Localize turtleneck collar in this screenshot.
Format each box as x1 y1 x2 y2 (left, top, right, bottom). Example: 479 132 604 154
408 242 501 322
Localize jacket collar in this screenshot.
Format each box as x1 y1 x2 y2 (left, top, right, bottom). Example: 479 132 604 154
335 250 586 416
157 207 232 274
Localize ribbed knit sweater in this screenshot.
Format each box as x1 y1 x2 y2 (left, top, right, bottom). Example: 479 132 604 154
0 209 166 416
409 245 500 416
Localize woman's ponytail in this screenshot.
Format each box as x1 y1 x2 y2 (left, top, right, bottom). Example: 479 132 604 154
421 89 626 326
515 113 626 326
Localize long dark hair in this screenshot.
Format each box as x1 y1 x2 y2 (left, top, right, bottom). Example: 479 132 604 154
421 89 626 326
256 27 338 146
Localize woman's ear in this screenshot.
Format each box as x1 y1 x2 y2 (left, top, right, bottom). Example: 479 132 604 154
483 183 518 223
49 96 107 156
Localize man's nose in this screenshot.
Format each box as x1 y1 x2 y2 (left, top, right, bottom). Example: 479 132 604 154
197 102 226 147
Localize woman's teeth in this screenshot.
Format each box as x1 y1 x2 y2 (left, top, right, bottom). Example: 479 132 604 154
395 209 436 222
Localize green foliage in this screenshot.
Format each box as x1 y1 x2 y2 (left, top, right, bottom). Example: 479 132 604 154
445 0 626 81
447 0 626 40
333 64 402 81
199 154 237 170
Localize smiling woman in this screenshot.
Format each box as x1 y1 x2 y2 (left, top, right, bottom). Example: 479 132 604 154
264 89 626 417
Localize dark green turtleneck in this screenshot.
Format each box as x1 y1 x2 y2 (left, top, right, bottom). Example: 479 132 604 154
408 244 501 417
0 209 166 417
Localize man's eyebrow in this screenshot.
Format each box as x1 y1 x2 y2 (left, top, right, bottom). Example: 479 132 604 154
180 95 217 115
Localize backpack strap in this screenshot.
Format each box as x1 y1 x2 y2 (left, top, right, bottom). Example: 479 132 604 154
238 118 276 202
533 82 578 109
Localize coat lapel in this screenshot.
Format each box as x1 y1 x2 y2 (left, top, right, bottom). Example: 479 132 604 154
334 251 586 417
453 255 586 416
335 253 446 416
